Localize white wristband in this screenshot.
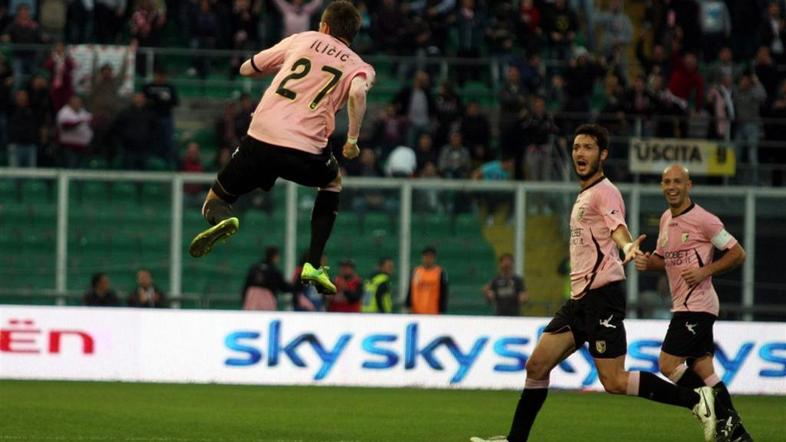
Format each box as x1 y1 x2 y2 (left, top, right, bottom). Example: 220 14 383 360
347 136 358 145
623 243 633 255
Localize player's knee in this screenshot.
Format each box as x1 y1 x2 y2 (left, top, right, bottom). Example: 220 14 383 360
525 357 551 379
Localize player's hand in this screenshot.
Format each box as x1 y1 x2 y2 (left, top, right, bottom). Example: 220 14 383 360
622 234 646 264
634 251 651 272
681 267 708 288
342 141 360 160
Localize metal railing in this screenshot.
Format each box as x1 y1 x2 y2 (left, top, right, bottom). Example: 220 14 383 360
2 168 786 320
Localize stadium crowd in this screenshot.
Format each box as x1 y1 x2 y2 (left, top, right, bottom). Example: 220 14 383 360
0 0 785 186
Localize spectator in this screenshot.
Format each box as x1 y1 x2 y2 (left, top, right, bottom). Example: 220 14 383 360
460 101 491 162
521 96 558 181
128 268 167 308
0 55 11 152
593 0 633 58
362 257 395 313
346 147 382 177
486 3 516 57
472 155 515 223
563 47 605 131
7 90 38 168
734 73 767 184
635 33 670 78
216 100 239 150
83 272 120 307
43 42 76 112
346 148 387 214
2 4 45 91
242 246 294 310
385 144 417 177
758 2 786 63
130 0 165 47
706 73 734 140
499 65 527 175
182 141 205 205
89 47 131 166
472 155 515 181
649 72 688 138
764 79 786 186
699 0 731 62
483 253 528 316
372 0 405 55
113 92 158 170
454 0 485 84
670 0 701 53
624 74 656 134
729 0 765 60
229 0 262 76
514 0 541 54
754 46 779 99
42 0 70 42
542 0 577 61
706 47 740 85
26 74 54 165
438 130 471 179
56 95 93 169
94 0 128 44
406 246 448 315
433 79 463 149
370 103 406 157
189 0 219 78
328 259 364 313
668 52 704 112
414 132 437 175
511 52 544 95
393 70 434 146
143 67 179 168
272 0 324 38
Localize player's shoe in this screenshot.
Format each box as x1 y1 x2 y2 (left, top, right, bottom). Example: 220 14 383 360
469 437 508 442
188 217 239 258
692 386 718 442
300 262 336 294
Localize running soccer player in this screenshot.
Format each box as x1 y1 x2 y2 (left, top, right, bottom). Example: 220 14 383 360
471 124 723 442
188 1 374 294
635 164 751 442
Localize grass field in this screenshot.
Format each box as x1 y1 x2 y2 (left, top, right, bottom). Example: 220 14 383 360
0 381 781 441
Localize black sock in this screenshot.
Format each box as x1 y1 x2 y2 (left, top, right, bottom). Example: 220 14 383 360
676 368 705 389
638 372 699 409
309 191 339 266
203 198 234 226
714 382 747 436
507 388 548 442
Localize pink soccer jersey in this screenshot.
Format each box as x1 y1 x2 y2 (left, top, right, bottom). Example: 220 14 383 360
654 203 737 316
246 31 375 154
569 177 627 299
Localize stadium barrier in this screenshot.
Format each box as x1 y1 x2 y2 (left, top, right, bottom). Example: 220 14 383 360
1 305 784 395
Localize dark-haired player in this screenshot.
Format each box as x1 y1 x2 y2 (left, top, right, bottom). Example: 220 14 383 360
472 124 724 442
635 164 751 442
188 1 375 294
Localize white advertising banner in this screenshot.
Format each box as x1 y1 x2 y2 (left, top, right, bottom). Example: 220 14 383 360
1 306 784 394
629 137 736 176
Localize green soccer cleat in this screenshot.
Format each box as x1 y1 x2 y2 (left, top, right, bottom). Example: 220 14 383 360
188 217 239 258
300 262 337 294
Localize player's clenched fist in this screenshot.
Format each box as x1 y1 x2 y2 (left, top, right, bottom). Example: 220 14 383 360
634 251 650 271
342 141 360 159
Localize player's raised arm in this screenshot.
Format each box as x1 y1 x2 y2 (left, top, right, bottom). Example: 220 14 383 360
342 75 371 159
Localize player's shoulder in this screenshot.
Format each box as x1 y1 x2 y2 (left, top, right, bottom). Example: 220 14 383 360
690 202 723 225
659 208 671 223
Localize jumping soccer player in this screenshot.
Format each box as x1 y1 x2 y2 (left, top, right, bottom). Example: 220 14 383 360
635 164 751 442
188 0 374 294
471 124 723 442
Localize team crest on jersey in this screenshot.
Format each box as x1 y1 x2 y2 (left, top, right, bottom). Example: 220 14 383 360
681 233 689 243
659 229 669 249
595 340 606 354
577 206 586 221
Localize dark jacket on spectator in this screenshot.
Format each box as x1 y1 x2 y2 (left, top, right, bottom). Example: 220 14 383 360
128 285 167 308
392 86 435 119
113 105 158 153
8 105 38 144
83 288 120 306
243 261 294 303
142 82 179 118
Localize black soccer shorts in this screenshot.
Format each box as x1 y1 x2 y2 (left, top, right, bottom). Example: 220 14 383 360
213 135 339 203
661 311 716 358
543 281 627 359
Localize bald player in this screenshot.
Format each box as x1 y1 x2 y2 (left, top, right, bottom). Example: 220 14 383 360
472 126 722 442
635 164 751 442
188 1 374 295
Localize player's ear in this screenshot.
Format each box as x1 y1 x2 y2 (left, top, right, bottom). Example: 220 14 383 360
600 148 608 162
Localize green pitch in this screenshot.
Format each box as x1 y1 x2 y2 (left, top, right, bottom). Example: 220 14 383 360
0 381 781 441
